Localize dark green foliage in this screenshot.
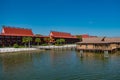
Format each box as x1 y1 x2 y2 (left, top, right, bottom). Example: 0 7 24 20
22 37 33 47
56 38 65 45
76 35 82 41
35 38 41 45
41 43 48 46
13 43 19 48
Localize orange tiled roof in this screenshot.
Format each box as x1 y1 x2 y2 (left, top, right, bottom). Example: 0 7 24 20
82 34 89 38
1 26 34 36
50 31 77 38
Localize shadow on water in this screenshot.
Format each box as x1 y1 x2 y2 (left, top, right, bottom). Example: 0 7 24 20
76 51 107 60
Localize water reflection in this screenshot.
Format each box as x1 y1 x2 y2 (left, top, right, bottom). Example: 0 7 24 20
0 52 42 74
76 52 105 60
0 51 120 80
76 51 118 67
49 50 76 67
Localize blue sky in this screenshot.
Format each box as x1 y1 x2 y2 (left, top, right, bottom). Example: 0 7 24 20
0 0 120 36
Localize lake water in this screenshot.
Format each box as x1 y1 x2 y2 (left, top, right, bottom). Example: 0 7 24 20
0 50 120 80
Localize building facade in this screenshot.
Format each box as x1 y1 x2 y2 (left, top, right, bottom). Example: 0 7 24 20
76 37 120 52
49 31 79 44
0 26 48 47
0 26 80 47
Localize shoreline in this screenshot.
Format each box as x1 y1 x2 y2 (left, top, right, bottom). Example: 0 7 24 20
33 44 76 50
0 44 76 53
0 48 42 53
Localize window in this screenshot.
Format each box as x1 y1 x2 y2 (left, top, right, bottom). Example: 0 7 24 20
5 36 10 38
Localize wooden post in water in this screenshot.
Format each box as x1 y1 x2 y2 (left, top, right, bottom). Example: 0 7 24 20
104 50 109 58
80 50 84 58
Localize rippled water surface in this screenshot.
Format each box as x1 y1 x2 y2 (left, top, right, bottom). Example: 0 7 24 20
0 50 120 80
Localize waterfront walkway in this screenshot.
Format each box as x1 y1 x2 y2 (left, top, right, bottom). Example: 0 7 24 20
0 48 39 53
33 44 76 50
0 45 76 53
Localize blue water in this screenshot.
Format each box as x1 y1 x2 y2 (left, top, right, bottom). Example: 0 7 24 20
0 50 120 80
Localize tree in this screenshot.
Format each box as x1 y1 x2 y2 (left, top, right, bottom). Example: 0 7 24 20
76 35 82 41
44 37 50 44
22 37 27 47
55 39 65 45
59 38 65 44
27 37 33 48
13 43 19 48
35 38 41 46
56 39 60 44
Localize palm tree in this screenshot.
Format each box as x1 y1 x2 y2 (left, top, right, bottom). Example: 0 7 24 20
56 39 60 45
55 39 65 45
22 37 27 47
44 37 50 44
27 37 33 48
35 38 41 46
60 38 65 44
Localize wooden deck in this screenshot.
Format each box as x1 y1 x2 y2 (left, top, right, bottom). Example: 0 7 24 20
76 47 118 51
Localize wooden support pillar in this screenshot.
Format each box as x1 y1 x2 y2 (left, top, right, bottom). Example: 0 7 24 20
104 50 109 58
80 50 84 58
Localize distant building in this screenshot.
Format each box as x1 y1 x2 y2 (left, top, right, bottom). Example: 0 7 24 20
0 26 80 47
0 26 48 47
81 34 97 38
1 26 34 36
76 37 120 53
49 31 79 44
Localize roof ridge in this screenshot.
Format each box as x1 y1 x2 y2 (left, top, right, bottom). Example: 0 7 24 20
3 26 31 30
51 31 71 34
2 26 34 36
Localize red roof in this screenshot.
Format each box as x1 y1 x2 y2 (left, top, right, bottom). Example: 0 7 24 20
1 26 34 36
82 34 89 38
50 31 77 38
82 34 97 38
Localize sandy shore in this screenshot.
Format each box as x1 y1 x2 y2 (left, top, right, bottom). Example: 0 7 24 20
0 48 40 53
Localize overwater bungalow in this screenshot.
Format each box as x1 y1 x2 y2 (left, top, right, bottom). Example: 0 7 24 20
76 37 120 53
49 31 79 44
